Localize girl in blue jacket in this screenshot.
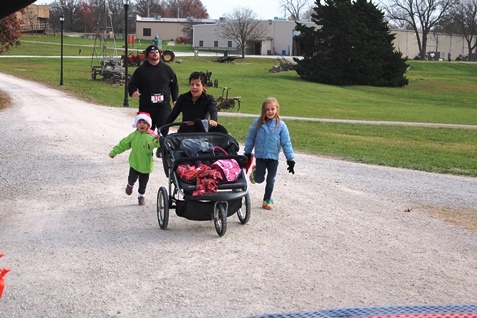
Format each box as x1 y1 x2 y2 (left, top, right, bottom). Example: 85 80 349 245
243 97 295 210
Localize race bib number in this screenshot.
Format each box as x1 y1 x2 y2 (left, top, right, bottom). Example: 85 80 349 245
151 94 164 103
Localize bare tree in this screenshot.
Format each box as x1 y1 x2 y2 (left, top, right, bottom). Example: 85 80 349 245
135 0 165 18
107 0 127 37
302 5 315 20
380 0 458 59
219 7 266 58
162 0 208 18
49 0 82 32
280 0 312 20
441 0 477 60
24 7 38 32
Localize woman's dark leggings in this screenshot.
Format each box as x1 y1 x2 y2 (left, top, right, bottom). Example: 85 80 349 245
128 167 149 196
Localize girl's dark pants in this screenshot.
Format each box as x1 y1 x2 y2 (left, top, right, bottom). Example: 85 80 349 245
128 167 149 195
254 158 279 201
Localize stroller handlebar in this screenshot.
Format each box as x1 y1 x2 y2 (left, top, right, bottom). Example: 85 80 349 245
158 121 195 137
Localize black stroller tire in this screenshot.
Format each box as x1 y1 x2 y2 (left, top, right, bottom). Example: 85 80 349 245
157 186 169 230
213 203 227 237
237 193 251 224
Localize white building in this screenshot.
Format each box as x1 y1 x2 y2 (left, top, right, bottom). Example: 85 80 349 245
193 18 316 56
393 29 472 60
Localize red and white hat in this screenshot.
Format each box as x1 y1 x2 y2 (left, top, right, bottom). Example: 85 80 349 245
132 112 152 128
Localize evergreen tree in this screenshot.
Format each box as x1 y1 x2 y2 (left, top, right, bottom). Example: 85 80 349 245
294 0 409 87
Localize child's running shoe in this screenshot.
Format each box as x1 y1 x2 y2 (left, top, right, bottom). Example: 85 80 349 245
262 199 273 210
249 165 256 184
125 184 133 196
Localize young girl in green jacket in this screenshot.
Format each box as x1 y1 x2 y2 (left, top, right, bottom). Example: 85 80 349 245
109 112 159 206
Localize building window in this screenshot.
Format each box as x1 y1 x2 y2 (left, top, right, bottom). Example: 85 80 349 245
214 41 218 47
228 41 232 47
199 40 203 47
143 28 151 37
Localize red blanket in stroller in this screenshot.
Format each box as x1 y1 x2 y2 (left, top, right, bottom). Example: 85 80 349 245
176 163 223 197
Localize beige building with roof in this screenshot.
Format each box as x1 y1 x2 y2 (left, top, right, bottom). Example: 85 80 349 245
17 4 49 33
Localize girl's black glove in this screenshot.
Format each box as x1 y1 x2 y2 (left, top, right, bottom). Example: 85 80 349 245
287 160 295 174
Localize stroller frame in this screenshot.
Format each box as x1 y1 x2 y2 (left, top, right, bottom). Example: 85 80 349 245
156 122 251 236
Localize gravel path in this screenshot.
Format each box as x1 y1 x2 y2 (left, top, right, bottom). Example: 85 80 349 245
0 73 476 317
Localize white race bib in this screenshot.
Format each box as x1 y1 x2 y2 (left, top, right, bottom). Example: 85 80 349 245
151 94 164 103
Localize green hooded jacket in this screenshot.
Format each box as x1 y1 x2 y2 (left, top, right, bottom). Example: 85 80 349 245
109 130 159 174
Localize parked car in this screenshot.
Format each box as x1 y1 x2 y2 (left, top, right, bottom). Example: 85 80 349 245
456 54 469 61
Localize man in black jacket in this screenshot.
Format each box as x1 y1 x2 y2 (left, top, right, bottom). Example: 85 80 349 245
128 44 179 139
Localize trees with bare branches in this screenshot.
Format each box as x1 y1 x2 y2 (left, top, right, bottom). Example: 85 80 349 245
380 0 458 59
219 7 266 58
161 0 208 19
280 0 312 20
439 0 477 60
135 0 165 18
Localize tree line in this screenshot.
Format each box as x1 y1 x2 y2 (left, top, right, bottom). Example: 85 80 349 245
1 0 476 87
41 0 477 62
47 0 208 36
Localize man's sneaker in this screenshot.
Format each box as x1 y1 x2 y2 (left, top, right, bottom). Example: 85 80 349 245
249 165 256 184
262 199 273 210
125 184 133 196
138 196 145 206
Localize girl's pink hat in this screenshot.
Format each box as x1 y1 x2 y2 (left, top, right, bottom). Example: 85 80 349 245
132 112 152 128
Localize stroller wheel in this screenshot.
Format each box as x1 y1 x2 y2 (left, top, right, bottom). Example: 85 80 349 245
237 193 251 225
157 186 169 230
213 202 227 237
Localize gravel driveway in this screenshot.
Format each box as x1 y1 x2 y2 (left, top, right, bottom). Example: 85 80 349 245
0 73 476 317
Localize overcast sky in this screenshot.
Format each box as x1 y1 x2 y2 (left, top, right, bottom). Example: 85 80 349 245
34 0 287 20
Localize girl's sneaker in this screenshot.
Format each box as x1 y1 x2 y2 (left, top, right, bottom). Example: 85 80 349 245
249 165 256 184
262 199 273 210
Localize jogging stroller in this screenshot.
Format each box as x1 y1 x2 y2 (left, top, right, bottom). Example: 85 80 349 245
156 121 251 236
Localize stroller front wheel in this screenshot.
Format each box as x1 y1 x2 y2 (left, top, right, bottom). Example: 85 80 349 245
157 186 169 230
213 202 227 237
237 193 251 225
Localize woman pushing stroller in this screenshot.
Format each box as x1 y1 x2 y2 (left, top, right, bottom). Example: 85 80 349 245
163 71 226 134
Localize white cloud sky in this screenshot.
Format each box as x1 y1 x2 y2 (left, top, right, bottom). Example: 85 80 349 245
34 0 287 20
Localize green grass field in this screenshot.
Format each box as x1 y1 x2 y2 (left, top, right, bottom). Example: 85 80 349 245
1 34 476 177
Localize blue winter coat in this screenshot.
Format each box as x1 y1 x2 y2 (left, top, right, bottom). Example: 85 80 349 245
243 118 294 161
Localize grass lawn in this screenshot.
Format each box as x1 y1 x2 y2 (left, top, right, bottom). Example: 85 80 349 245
1 34 476 177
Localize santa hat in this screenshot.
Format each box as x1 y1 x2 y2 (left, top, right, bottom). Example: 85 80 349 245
132 112 152 128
